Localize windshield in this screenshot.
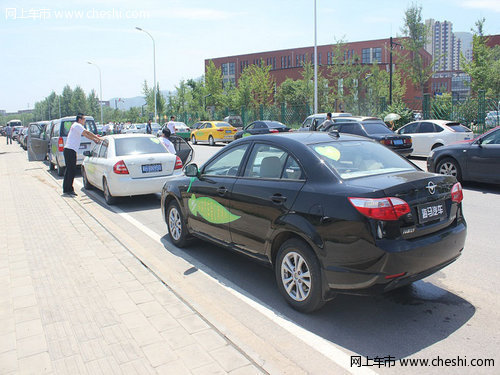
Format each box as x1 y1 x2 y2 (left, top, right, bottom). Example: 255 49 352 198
216 122 231 128
61 119 97 136
267 122 286 128
136 124 146 129
446 122 471 132
362 121 393 135
310 140 416 179
115 137 169 156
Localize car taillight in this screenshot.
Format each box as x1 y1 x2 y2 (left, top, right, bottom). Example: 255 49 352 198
380 139 392 145
348 197 410 221
113 160 129 174
451 182 463 203
269 129 279 133
404 138 412 145
58 137 64 152
217 128 224 132
174 156 183 170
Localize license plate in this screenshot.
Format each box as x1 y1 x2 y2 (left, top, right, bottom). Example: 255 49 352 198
417 201 447 223
393 139 403 145
226 130 232 133
142 163 162 173
79 144 87 150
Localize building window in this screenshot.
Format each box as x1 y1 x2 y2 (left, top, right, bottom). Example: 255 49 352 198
338 79 343 95
362 48 370 63
273 57 276 70
221 63 228 76
318 52 322 65
229 62 235 75
372 48 381 63
281 56 284 68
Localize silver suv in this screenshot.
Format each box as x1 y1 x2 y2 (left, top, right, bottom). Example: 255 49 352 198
299 112 353 131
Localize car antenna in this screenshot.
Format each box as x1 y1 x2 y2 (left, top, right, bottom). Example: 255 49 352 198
328 130 340 138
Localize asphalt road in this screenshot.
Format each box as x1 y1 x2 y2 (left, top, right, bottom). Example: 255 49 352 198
60 144 499 374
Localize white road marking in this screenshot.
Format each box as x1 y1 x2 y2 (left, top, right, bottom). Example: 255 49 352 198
72 178 377 375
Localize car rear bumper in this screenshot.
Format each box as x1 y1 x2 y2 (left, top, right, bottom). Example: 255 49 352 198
392 147 413 157
322 220 466 297
108 171 181 196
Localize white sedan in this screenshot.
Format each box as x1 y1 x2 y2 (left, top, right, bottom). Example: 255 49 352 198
82 134 183 204
397 120 474 157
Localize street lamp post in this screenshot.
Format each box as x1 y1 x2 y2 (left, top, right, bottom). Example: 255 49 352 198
136 27 157 123
87 61 103 124
389 37 402 106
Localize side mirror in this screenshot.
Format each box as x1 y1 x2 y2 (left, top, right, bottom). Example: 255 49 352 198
83 151 91 157
476 138 483 147
185 163 199 177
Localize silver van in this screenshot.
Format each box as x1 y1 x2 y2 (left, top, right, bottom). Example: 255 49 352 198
28 116 98 175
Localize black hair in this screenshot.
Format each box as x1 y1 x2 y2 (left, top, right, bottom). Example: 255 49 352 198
327 112 332 118
170 116 175 120
162 128 171 137
76 113 84 122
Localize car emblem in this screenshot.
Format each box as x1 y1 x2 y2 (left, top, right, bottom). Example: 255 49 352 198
426 181 436 195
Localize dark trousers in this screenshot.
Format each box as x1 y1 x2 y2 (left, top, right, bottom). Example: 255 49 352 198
6 134 12 144
63 148 77 193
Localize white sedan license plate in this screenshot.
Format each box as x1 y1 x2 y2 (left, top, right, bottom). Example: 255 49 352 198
417 201 446 223
142 163 162 173
393 139 403 145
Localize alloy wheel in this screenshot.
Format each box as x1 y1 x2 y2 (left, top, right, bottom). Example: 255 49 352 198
439 162 457 177
168 206 182 241
281 251 311 301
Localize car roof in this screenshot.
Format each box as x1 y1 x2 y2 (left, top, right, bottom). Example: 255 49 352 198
234 131 370 146
308 112 353 118
103 134 157 139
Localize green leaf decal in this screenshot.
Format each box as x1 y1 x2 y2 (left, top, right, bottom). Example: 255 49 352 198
188 194 240 224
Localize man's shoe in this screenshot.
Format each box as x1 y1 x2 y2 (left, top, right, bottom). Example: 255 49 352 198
68 191 78 196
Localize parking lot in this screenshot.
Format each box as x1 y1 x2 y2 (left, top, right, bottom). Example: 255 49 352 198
42 142 500 374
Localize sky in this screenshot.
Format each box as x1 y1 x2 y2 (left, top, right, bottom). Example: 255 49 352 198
1 0 499 112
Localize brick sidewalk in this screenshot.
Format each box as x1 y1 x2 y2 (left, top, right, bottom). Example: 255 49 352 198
0 141 262 374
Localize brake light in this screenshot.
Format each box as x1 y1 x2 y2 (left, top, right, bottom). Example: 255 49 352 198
113 160 129 174
217 128 224 132
348 197 410 221
269 129 279 133
174 156 183 170
58 137 64 152
380 139 392 145
404 138 412 145
451 182 463 203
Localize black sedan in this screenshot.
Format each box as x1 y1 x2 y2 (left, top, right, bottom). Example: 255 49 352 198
324 118 413 156
234 120 291 140
161 132 466 312
427 126 500 184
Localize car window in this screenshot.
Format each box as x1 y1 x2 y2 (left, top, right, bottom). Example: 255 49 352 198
255 123 266 129
246 123 255 130
60 119 97 136
340 123 365 136
53 122 60 137
115 137 168 156
282 155 305 180
418 122 435 133
434 125 444 132
399 122 419 134
243 144 288 179
216 122 231 128
203 144 248 176
310 140 416 179
98 141 108 158
29 124 41 138
362 122 393 135
481 129 500 145
303 117 313 127
445 123 471 132
91 144 100 157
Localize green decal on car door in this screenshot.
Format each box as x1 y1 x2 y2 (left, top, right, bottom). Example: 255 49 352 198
188 194 240 224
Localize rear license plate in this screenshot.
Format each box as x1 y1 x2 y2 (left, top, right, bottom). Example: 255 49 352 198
142 163 162 173
393 139 403 145
417 201 446 223
226 130 232 133
79 144 87 150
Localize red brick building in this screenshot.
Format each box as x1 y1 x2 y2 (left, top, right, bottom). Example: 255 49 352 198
205 37 432 104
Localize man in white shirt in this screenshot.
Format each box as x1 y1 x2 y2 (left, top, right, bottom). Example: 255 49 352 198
160 128 176 154
63 113 101 196
167 116 176 134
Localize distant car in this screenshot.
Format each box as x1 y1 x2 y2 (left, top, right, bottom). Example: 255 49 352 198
19 128 29 149
82 134 192 205
223 115 244 128
123 123 147 134
485 111 500 128
159 122 191 140
427 126 500 184
299 112 354 131
324 117 413 157
234 121 291 140
161 132 466 312
397 120 474 157
190 121 237 145
96 125 104 135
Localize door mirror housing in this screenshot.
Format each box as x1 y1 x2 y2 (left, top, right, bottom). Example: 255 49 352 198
185 163 199 177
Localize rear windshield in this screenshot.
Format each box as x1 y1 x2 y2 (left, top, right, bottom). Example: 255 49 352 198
61 119 97 136
310 140 416 179
115 137 168 156
216 122 231 128
136 124 146 129
446 122 471 132
267 122 286 129
362 121 393 135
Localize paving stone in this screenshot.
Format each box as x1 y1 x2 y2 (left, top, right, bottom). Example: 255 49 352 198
120 310 150 330
17 333 48 359
142 341 178 367
192 329 228 351
14 306 40 324
148 312 179 332
137 301 166 318
210 346 251 372
119 358 156 375
129 324 164 347
0 350 17 373
85 357 122 375
128 289 155 305
192 362 228 375
161 326 196 350
15 318 44 340
53 354 89 375
229 365 265 375
175 343 215 370
18 351 52 374
0 332 16 354
178 313 211 334
155 359 191 374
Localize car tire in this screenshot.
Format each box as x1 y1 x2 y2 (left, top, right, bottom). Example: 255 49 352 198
56 161 65 176
437 157 462 182
209 136 215 146
82 167 92 190
191 135 197 145
49 160 55 171
103 178 115 205
275 238 325 313
166 200 191 247
431 143 443 150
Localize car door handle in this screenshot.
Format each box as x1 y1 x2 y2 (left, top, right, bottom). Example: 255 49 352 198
217 187 228 196
271 194 287 204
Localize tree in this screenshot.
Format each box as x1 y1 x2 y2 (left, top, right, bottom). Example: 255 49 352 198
60 85 73 117
70 86 88 115
462 19 500 97
87 90 100 119
205 60 223 108
365 62 406 115
239 62 274 108
397 3 433 95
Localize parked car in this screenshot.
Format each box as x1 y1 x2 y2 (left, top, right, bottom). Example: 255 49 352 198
32 116 98 176
397 120 473 157
234 121 292 140
485 111 500 128
19 127 29 149
223 115 244 129
81 134 192 205
161 132 466 312
190 121 237 145
12 126 23 141
324 117 413 157
158 122 191 140
427 126 500 184
299 112 353 131
123 123 147 134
